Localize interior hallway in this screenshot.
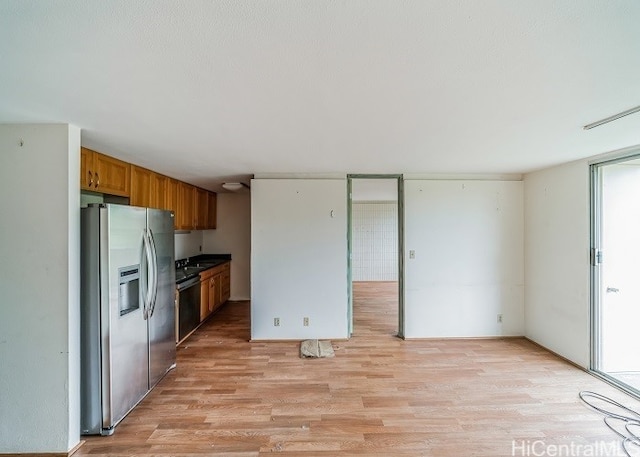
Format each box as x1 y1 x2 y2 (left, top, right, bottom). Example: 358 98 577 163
74 296 635 456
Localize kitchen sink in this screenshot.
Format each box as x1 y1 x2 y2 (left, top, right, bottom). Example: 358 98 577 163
181 263 218 274
176 261 226 280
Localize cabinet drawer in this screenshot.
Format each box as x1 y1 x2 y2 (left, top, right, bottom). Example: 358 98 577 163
200 269 214 281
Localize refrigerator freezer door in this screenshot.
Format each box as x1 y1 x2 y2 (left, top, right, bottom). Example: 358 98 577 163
147 208 177 388
80 206 103 434
102 204 149 431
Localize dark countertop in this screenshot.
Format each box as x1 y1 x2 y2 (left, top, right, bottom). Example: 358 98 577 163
175 254 231 284
189 253 231 263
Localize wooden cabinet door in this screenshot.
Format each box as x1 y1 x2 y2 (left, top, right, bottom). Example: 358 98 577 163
206 192 217 229
166 178 179 215
212 273 222 310
200 278 209 321
80 147 94 190
209 276 216 313
130 165 154 207
92 152 130 197
151 173 168 210
177 182 195 229
195 187 208 229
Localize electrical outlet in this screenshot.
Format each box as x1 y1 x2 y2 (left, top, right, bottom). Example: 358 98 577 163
497 314 503 323
274 317 280 327
303 317 309 326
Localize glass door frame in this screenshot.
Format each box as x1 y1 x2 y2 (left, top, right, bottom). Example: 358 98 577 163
590 161 603 372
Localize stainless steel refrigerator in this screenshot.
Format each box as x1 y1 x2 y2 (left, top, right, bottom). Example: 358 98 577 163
80 204 176 435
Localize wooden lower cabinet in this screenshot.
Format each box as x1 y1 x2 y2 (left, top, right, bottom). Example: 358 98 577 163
200 269 213 321
198 262 231 322
209 274 219 313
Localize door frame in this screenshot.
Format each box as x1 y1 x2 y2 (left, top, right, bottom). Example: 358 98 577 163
589 162 602 372
347 174 405 338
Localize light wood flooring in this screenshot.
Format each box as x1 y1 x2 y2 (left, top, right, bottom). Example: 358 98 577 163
74 282 639 456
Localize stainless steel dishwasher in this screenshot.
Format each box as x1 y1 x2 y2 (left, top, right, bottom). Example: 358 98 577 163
176 276 200 343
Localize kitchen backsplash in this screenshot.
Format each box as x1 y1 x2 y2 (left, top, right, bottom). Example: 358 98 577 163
174 230 203 259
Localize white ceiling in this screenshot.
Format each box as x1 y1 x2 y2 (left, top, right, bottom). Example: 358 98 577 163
2 1 640 191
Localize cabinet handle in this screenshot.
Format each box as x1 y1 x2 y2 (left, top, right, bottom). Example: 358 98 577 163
88 171 93 187
95 172 100 188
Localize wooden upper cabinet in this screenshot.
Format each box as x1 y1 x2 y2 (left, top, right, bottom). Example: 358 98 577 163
81 147 130 197
174 185 216 230
177 182 195 230
206 192 217 229
166 178 179 215
94 153 131 196
151 173 169 210
80 147 92 191
130 165 154 207
195 187 208 230
80 148 217 232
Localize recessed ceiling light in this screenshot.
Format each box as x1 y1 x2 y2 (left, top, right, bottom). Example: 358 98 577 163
221 182 248 191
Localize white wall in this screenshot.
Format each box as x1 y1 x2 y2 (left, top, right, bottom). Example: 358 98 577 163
174 230 203 259
352 178 397 202
203 192 251 300
352 203 398 281
404 180 524 338
67 125 81 452
524 159 591 368
251 179 348 340
0 124 81 453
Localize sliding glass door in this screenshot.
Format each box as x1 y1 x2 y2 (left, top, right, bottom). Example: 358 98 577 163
592 157 640 391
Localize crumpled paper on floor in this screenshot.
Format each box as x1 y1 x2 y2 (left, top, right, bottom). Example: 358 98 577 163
300 339 335 358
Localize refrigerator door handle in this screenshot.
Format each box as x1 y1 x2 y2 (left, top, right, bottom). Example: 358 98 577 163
139 229 148 319
147 228 159 318
141 229 154 320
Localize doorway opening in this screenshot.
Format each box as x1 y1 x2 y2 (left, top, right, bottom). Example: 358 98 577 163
591 155 640 394
347 175 404 338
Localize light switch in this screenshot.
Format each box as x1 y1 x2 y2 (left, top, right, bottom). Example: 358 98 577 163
409 250 415 259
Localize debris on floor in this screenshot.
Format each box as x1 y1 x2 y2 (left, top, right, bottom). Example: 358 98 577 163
300 339 335 358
